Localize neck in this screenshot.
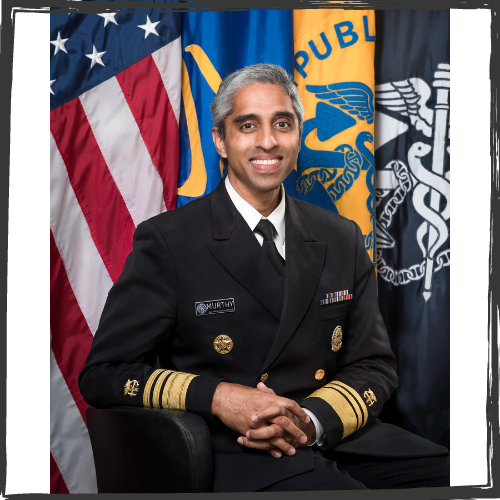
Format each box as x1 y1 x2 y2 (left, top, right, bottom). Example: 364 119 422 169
251 188 281 218
227 174 281 217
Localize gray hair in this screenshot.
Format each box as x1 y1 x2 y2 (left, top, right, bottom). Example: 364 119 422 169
210 63 304 141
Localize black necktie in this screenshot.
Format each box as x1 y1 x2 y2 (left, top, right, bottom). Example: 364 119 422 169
254 219 285 282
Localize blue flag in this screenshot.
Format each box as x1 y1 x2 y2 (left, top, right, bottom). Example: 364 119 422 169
177 10 294 206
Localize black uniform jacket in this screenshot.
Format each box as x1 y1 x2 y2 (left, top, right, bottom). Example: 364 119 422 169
79 179 447 492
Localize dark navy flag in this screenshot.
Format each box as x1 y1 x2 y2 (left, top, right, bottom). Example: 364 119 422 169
374 10 450 447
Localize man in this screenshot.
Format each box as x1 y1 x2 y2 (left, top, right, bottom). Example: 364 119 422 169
79 64 449 491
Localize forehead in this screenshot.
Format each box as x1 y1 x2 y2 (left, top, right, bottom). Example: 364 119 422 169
229 83 295 118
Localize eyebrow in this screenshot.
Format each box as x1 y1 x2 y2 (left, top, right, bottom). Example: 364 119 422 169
233 111 296 124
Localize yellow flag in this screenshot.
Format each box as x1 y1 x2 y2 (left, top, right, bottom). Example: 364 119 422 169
293 10 376 264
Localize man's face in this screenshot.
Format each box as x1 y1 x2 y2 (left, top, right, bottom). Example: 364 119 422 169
213 83 301 199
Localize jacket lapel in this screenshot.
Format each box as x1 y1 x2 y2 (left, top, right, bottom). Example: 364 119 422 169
206 181 284 321
262 195 326 369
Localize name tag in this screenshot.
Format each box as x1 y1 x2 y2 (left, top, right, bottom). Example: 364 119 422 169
195 298 235 316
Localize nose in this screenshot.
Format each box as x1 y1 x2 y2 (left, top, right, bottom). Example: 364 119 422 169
254 124 278 151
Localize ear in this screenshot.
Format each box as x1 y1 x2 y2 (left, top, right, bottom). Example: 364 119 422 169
212 127 227 159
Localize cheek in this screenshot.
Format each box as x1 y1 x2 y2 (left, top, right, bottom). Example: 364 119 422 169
285 139 301 157
226 140 250 160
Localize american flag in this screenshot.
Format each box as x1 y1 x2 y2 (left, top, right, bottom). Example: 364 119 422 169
50 8 181 493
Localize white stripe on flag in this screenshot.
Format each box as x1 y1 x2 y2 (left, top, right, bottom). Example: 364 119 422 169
50 133 113 335
79 77 166 226
50 347 98 494
152 37 182 124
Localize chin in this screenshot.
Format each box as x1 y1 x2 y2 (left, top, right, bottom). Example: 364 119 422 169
253 179 284 193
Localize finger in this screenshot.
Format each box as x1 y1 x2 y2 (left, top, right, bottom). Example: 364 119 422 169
268 415 308 445
237 436 282 458
242 435 296 456
252 401 310 424
246 425 301 449
246 424 285 441
265 436 297 456
279 399 311 424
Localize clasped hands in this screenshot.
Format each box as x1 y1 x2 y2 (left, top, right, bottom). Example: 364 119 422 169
211 381 316 458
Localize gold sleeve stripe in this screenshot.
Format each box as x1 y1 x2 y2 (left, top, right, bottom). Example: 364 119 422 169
170 373 188 408
143 369 164 408
162 371 181 409
161 371 199 410
305 380 369 439
178 373 197 410
330 381 368 425
324 383 360 430
306 386 358 439
152 370 173 409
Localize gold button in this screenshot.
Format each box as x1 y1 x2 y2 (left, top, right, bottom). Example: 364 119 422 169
260 373 269 383
315 369 325 380
213 335 233 354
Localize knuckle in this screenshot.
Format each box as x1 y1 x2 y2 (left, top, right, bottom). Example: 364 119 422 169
277 416 288 426
272 425 283 437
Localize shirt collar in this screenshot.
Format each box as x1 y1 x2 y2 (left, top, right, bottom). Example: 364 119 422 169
225 176 286 244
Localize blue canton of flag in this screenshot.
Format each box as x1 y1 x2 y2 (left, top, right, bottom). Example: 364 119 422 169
50 6 181 109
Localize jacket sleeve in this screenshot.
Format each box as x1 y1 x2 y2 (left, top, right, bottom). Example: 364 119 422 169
300 221 398 451
78 219 222 420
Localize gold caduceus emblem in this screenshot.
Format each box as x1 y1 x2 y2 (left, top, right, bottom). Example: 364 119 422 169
331 326 343 352
124 379 140 397
363 388 377 406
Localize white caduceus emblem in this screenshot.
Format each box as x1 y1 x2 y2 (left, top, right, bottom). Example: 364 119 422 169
374 64 450 301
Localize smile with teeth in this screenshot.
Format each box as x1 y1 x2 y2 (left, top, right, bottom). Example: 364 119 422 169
250 158 281 165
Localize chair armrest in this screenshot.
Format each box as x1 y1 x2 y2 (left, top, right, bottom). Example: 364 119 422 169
86 406 213 492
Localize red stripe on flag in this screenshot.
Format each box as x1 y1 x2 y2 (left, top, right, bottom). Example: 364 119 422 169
50 98 136 283
50 452 70 494
50 230 94 423
116 55 179 210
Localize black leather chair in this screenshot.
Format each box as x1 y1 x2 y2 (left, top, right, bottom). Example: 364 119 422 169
86 406 213 493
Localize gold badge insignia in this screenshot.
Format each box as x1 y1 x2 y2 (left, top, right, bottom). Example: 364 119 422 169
363 389 377 406
124 379 140 397
315 369 325 380
213 334 233 354
331 326 343 352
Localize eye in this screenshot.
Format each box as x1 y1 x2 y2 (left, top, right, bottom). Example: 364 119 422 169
241 123 255 130
276 121 290 129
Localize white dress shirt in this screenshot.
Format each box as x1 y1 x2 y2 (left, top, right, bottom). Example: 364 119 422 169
225 177 326 446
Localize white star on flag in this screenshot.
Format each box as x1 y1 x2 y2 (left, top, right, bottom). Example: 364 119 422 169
50 79 56 95
85 45 106 69
50 32 69 55
98 13 118 27
138 15 160 39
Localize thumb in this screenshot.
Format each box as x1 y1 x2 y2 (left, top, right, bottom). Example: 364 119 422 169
256 382 276 394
